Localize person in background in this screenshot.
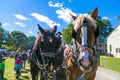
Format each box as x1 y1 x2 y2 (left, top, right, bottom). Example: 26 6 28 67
0 52 2 63
56 32 64 56
14 56 22 79
14 48 21 61
21 50 27 69
56 31 62 46
0 57 6 79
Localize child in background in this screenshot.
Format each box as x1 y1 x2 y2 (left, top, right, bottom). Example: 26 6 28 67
14 56 22 79
0 57 6 79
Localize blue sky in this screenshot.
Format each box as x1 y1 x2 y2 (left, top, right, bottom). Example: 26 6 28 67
0 0 120 36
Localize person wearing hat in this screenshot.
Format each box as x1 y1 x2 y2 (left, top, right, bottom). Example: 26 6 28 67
0 57 6 79
56 31 62 46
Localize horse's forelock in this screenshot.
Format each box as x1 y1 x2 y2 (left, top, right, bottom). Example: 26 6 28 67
74 14 97 31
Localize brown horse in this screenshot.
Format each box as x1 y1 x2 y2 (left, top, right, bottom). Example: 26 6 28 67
63 8 99 80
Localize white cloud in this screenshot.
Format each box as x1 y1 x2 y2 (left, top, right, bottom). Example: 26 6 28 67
2 23 11 27
28 30 33 34
48 1 77 23
30 13 60 28
14 14 30 20
14 22 26 27
56 7 77 23
102 16 111 20
48 1 63 8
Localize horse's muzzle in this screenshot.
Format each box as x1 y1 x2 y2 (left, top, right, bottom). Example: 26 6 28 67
80 51 89 65
78 49 92 71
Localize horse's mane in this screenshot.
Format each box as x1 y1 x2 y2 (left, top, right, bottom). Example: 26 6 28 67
74 14 97 31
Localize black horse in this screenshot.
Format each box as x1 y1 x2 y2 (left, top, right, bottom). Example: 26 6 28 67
30 24 61 80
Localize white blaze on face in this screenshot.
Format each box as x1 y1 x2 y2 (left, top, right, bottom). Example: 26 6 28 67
81 26 87 45
81 26 89 67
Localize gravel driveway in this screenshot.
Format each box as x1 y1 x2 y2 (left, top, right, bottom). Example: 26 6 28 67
95 67 120 80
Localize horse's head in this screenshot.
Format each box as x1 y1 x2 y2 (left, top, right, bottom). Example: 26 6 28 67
37 24 58 53
70 8 99 72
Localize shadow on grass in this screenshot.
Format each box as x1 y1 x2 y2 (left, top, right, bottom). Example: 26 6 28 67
21 70 29 73
21 69 30 73
25 69 30 72
19 76 30 80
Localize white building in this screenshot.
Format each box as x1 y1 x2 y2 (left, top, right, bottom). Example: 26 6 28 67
107 24 120 57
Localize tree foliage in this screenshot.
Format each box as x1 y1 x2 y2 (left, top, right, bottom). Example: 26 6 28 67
0 22 36 51
0 23 4 47
9 31 27 50
97 16 114 42
19 36 35 50
62 24 73 44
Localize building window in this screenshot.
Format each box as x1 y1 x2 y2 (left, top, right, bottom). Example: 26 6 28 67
110 45 112 52
119 48 120 53
116 48 118 53
116 48 120 53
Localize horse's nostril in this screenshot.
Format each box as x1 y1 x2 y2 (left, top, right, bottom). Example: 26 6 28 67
82 56 90 66
81 60 89 67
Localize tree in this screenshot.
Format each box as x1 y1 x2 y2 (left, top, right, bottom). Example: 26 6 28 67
27 36 35 49
9 31 27 50
19 36 35 50
0 23 4 47
97 16 114 43
62 24 73 44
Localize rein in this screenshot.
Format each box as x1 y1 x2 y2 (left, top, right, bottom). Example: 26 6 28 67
77 45 94 54
31 36 48 71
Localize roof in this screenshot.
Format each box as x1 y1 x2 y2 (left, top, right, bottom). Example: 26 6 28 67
107 24 120 38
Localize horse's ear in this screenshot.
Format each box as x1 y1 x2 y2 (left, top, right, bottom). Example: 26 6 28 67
70 13 76 21
90 7 98 20
38 24 45 34
51 25 57 34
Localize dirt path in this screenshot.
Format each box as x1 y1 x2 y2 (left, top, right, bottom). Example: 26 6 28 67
95 67 120 80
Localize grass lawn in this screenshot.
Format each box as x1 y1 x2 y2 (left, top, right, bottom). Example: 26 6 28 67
4 58 31 80
4 58 66 80
100 56 120 73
